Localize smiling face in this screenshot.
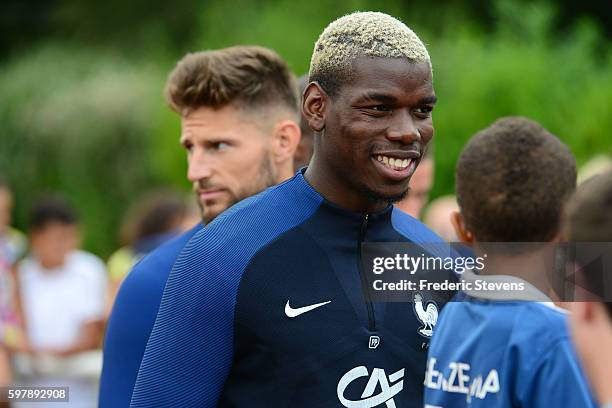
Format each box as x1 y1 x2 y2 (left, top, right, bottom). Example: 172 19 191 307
311 57 435 210
181 105 277 223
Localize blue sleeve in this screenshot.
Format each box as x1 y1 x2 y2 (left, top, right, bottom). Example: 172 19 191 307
129 232 237 407
100 226 200 408
100 258 156 408
519 339 596 408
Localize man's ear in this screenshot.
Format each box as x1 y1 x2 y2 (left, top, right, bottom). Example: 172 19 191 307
302 82 327 133
451 211 474 245
271 119 301 165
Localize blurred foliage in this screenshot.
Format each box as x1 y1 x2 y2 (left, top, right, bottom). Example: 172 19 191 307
0 46 172 256
0 0 611 256
427 2 612 198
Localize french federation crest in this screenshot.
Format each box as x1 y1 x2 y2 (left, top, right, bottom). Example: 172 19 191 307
413 292 438 338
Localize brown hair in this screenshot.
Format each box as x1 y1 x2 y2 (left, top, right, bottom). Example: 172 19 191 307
165 46 298 116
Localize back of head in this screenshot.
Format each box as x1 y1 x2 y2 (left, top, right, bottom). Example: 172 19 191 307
456 116 576 243
165 46 298 117
309 11 430 97
29 195 78 232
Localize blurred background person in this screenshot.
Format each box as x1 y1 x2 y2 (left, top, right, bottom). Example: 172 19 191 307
0 251 12 408
395 147 434 218
106 189 189 309
0 347 9 408
0 240 13 408
0 180 14 396
423 194 460 242
0 179 27 266
178 195 202 231
0 178 27 405
565 170 612 408
13 195 107 406
293 74 315 171
577 154 612 185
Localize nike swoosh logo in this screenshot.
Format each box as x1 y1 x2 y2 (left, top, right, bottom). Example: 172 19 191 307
284 300 331 318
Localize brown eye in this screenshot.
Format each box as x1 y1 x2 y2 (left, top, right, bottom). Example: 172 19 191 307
183 142 194 153
415 106 433 118
371 105 391 112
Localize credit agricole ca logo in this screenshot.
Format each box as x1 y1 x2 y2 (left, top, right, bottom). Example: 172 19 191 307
337 366 404 408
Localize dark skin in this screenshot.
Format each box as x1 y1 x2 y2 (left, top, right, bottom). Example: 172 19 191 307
303 57 436 213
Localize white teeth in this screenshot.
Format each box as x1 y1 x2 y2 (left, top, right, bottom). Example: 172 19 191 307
376 155 411 170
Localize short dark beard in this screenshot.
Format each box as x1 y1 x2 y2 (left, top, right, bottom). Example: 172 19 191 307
198 152 277 224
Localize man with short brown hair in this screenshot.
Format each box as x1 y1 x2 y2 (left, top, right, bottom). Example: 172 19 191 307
165 46 301 223
99 45 301 407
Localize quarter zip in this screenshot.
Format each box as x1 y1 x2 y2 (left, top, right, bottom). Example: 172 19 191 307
357 213 376 332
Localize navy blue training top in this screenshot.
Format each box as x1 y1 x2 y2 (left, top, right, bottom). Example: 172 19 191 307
131 170 456 408
99 224 202 407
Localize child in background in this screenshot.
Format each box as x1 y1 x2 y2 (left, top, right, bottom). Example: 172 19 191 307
14 195 107 405
106 190 188 311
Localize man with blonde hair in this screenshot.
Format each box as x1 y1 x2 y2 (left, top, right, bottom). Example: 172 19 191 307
100 46 301 407
132 12 453 407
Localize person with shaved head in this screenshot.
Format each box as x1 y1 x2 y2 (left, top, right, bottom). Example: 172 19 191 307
131 12 454 407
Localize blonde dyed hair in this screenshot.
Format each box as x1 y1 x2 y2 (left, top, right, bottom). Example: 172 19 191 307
309 12 430 95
